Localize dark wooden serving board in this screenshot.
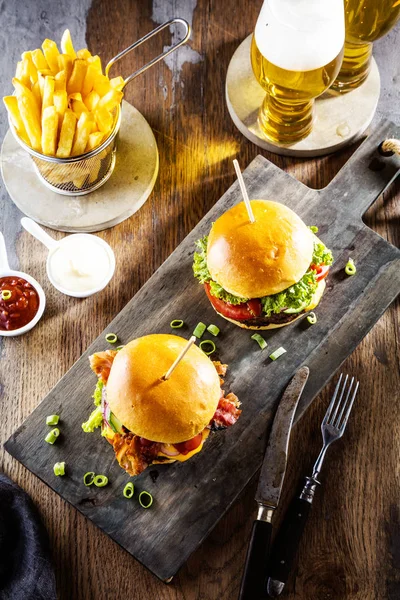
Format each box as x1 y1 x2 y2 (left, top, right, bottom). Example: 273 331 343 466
5 120 400 582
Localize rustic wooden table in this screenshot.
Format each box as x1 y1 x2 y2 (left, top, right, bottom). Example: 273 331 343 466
1 2 399 599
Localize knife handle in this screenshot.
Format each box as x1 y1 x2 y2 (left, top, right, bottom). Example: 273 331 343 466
238 519 272 600
266 478 318 596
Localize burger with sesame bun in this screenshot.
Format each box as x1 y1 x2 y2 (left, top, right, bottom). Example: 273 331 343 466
193 200 333 329
82 334 241 477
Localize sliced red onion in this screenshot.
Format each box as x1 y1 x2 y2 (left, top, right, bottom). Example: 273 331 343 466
100 386 112 430
160 444 180 457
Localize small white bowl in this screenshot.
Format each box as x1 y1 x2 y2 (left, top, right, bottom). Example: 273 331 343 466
46 234 116 298
0 268 46 337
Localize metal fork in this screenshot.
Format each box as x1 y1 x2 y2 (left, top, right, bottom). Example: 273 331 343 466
265 374 360 597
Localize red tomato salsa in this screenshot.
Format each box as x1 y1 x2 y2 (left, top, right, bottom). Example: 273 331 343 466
0 276 40 331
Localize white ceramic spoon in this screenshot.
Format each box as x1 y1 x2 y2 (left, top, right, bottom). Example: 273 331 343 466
0 231 46 337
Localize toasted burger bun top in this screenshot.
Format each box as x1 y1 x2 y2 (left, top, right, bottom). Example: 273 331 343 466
207 200 314 299
106 334 221 444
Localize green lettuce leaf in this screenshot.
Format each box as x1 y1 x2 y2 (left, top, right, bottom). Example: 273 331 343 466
92 379 104 406
82 406 103 433
261 269 318 316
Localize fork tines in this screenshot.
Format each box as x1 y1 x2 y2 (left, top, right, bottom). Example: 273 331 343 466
323 373 359 433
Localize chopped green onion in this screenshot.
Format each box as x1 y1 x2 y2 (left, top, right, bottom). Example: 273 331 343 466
199 339 216 355
269 347 287 361
306 312 317 325
44 428 60 444
105 332 118 344
345 258 356 276
207 324 220 337
53 462 66 476
309 225 319 234
251 333 267 350
93 474 108 487
170 319 184 329
193 322 207 338
1 290 11 301
83 472 95 486
123 482 135 498
116 345 125 351
46 414 60 426
139 490 153 509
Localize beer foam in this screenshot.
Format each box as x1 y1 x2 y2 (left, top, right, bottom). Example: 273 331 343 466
255 0 344 72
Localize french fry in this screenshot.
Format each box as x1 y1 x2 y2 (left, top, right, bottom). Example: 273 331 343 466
53 90 68 129
87 55 102 74
22 52 38 84
68 92 83 102
17 93 42 151
41 105 58 155
3 96 30 145
57 54 73 83
110 76 125 91
15 60 30 87
81 64 98 97
54 70 66 91
71 111 93 156
42 39 60 73
83 90 100 111
70 98 88 118
31 48 49 71
42 76 55 111
31 82 42 113
72 173 88 189
98 89 123 112
94 106 113 134
67 59 87 94
85 131 104 152
56 109 77 158
61 29 77 60
77 48 91 60
12 78 40 120
87 158 102 184
93 74 111 96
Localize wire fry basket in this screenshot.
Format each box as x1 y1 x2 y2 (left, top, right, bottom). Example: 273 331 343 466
9 18 190 196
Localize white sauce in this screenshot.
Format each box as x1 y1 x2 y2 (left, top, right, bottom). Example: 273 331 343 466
48 235 110 293
255 0 345 72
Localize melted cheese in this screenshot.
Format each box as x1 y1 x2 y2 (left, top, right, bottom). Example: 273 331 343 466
157 429 210 462
306 279 326 312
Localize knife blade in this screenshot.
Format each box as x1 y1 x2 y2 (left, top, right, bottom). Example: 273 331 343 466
238 366 309 600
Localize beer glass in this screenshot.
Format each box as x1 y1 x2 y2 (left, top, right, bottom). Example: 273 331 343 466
332 0 400 93
251 0 345 144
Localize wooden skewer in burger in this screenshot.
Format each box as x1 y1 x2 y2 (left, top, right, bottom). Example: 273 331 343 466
193 160 334 329
84 334 241 477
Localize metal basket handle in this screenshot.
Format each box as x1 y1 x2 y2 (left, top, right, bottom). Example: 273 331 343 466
105 18 190 89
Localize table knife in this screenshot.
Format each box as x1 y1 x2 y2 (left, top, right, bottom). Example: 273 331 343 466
238 366 309 600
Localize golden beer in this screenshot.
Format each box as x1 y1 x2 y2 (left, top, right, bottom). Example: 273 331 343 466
251 0 344 144
333 0 400 92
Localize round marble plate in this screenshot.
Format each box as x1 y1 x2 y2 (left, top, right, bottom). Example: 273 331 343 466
0 100 159 232
226 35 381 157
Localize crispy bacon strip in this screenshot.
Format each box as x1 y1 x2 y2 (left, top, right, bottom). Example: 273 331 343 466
210 392 241 430
89 350 117 383
112 433 161 477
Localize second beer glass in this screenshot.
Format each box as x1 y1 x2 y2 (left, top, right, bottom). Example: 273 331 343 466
251 0 345 144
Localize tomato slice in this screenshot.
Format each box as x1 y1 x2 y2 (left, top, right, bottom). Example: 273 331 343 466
174 433 203 455
204 283 262 321
310 263 330 282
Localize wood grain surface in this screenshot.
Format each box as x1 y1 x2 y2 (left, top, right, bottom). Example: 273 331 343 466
1 1 400 599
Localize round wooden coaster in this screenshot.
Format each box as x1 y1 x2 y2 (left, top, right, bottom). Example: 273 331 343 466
226 35 381 157
0 100 159 232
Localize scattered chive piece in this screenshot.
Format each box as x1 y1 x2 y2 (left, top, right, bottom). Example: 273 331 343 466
46 414 60 426
170 319 184 329
1 290 11 301
93 474 108 487
139 490 153 509
345 258 356 276
251 333 267 350
44 428 60 445
53 462 66 476
116 345 125 351
193 322 207 338
269 347 287 361
105 333 118 344
207 324 220 337
83 472 95 486
123 482 135 498
309 225 319 234
199 339 216 356
306 312 317 325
